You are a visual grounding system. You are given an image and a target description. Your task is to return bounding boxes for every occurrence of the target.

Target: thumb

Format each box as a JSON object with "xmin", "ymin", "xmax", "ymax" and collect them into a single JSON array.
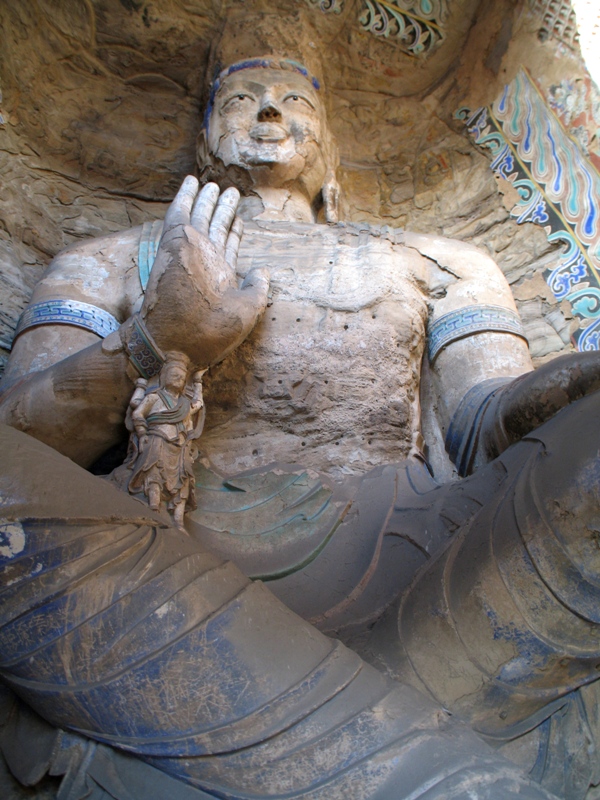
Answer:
[
  {"xmin": 241, "ymin": 266, "xmax": 270, "ymax": 296},
  {"xmin": 234, "ymin": 267, "xmax": 270, "ymax": 332}
]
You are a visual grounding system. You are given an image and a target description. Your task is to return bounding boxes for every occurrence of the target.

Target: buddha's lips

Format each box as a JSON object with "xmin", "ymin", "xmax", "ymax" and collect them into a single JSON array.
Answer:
[{"xmin": 250, "ymin": 123, "xmax": 288, "ymax": 142}]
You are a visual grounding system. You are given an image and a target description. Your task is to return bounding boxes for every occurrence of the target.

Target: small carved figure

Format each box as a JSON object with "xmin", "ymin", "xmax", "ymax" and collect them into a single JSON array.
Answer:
[{"xmin": 122, "ymin": 352, "xmax": 206, "ymax": 528}]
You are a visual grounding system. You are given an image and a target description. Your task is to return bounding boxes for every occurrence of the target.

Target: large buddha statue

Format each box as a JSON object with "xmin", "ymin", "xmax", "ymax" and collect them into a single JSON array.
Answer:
[{"xmin": 1, "ymin": 48, "xmax": 600, "ymax": 800}]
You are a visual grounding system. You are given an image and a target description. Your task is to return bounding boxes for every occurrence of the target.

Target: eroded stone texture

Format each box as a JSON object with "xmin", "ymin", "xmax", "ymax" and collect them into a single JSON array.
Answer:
[{"xmin": 201, "ymin": 221, "xmax": 429, "ymax": 477}]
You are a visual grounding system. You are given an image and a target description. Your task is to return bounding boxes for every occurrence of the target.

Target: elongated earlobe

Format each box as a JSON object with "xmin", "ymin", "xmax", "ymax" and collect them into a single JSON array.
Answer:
[
  {"xmin": 196, "ymin": 128, "xmax": 213, "ymax": 182},
  {"xmin": 322, "ymin": 172, "xmax": 340, "ymax": 223}
]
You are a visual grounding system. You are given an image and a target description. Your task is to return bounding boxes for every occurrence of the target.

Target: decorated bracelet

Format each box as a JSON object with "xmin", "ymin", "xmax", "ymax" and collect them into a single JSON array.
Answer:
[
  {"xmin": 14, "ymin": 299, "xmax": 120, "ymax": 341},
  {"xmin": 428, "ymin": 305, "xmax": 527, "ymax": 363},
  {"xmin": 123, "ymin": 315, "xmax": 165, "ymax": 379}
]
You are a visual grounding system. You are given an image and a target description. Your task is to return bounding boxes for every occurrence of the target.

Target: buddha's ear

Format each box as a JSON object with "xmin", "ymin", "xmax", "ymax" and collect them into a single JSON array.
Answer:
[
  {"xmin": 322, "ymin": 171, "xmax": 341, "ymax": 224},
  {"xmin": 320, "ymin": 125, "xmax": 341, "ymax": 223},
  {"xmin": 195, "ymin": 128, "xmax": 212, "ymax": 181}
]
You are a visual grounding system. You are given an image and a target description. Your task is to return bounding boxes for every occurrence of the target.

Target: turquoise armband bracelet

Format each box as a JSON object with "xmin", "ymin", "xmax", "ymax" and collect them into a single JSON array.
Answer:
[
  {"xmin": 428, "ymin": 305, "xmax": 527, "ymax": 363},
  {"xmin": 15, "ymin": 299, "xmax": 120, "ymax": 341}
]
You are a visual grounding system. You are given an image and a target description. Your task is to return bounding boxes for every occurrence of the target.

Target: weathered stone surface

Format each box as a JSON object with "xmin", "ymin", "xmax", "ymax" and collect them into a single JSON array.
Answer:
[{"xmin": 201, "ymin": 221, "xmax": 429, "ymax": 478}]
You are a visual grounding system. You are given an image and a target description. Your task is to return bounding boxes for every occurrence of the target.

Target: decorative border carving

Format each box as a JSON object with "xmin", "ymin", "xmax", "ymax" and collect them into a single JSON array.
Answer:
[
  {"xmin": 358, "ymin": 0, "xmax": 447, "ymax": 55},
  {"xmin": 303, "ymin": 0, "xmax": 448, "ymax": 56},
  {"xmin": 15, "ymin": 299, "xmax": 119, "ymax": 341},
  {"xmin": 428, "ymin": 305, "xmax": 527, "ymax": 363},
  {"xmin": 457, "ymin": 68, "xmax": 600, "ymax": 351}
]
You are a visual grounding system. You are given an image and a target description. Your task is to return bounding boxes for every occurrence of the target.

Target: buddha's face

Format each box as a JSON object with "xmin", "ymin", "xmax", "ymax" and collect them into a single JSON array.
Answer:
[{"xmin": 207, "ymin": 68, "xmax": 328, "ymax": 195}]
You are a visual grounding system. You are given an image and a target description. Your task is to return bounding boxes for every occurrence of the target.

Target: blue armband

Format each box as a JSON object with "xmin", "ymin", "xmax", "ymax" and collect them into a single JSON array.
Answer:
[
  {"xmin": 14, "ymin": 299, "xmax": 120, "ymax": 341},
  {"xmin": 428, "ymin": 305, "xmax": 527, "ymax": 363}
]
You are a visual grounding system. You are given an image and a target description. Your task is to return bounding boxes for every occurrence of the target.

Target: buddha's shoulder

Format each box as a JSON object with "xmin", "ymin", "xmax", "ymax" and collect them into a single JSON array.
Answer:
[
  {"xmin": 238, "ymin": 219, "xmax": 473, "ymax": 259},
  {"xmin": 45, "ymin": 223, "xmax": 150, "ymax": 276},
  {"xmin": 239, "ymin": 220, "xmax": 435, "ymax": 289}
]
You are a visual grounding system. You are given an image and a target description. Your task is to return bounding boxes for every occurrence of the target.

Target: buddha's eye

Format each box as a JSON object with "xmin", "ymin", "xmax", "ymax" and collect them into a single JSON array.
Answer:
[
  {"xmin": 221, "ymin": 93, "xmax": 254, "ymax": 112},
  {"xmin": 283, "ymin": 93, "xmax": 314, "ymax": 109}
]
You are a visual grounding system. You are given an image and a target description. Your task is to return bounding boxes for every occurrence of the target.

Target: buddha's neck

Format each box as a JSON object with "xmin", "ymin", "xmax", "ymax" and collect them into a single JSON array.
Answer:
[{"xmin": 237, "ymin": 186, "xmax": 315, "ymax": 223}]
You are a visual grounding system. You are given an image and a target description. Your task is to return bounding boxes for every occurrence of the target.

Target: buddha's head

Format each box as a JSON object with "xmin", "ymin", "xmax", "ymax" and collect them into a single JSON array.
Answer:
[{"xmin": 197, "ymin": 58, "xmax": 340, "ymax": 223}]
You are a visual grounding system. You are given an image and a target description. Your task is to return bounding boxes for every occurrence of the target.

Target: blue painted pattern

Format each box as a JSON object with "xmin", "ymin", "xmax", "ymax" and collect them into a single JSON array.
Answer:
[
  {"xmin": 457, "ymin": 68, "xmax": 600, "ymax": 352},
  {"xmin": 15, "ymin": 299, "xmax": 119, "ymax": 340},
  {"xmin": 125, "ymin": 316, "xmax": 165, "ymax": 379},
  {"xmin": 428, "ymin": 305, "xmax": 526, "ymax": 362}
]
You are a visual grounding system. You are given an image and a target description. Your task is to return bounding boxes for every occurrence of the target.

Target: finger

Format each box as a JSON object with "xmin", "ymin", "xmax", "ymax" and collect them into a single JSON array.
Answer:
[
  {"xmin": 225, "ymin": 217, "xmax": 244, "ymax": 268},
  {"xmin": 163, "ymin": 176, "xmax": 199, "ymax": 229},
  {"xmin": 190, "ymin": 182, "xmax": 220, "ymax": 236},
  {"xmin": 209, "ymin": 187, "xmax": 240, "ymax": 251}
]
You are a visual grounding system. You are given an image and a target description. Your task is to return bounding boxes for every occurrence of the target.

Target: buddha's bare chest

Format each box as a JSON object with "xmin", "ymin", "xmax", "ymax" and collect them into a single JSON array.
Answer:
[{"xmin": 201, "ymin": 223, "xmax": 430, "ymax": 477}]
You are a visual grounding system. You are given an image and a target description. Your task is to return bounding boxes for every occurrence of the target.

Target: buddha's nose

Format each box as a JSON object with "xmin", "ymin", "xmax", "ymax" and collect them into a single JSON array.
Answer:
[{"xmin": 258, "ymin": 101, "xmax": 282, "ymax": 122}]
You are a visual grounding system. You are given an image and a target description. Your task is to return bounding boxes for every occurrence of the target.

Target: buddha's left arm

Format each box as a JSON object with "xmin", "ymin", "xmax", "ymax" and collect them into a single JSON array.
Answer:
[
  {"xmin": 408, "ymin": 232, "xmax": 532, "ymax": 428},
  {"xmin": 407, "ymin": 232, "xmax": 600, "ymax": 474}
]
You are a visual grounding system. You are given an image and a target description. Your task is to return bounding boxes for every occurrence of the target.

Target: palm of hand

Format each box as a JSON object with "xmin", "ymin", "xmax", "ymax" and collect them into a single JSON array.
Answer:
[{"xmin": 141, "ymin": 177, "xmax": 269, "ymax": 368}]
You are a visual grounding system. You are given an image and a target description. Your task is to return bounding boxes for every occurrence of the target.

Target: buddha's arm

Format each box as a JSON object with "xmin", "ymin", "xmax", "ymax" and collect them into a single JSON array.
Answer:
[
  {"xmin": 0, "ymin": 334, "xmax": 136, "ymax": 466},
  {"xmin": 409, "ymin": 232, "xmax": 600, "ymax": 474},
  {"xmin": 2, "ymin": 225, "xmax": 144, "ymax": 386},
  {"xmin": 0, "ymin": 179, "xmax": 269, "ymax": 467},
  {"xmin": 409, "ymin": 232, "xmax": 533, "ymax": 427},
  {"xmin": 0, "ymin": 228, "xmax": 142, "ymax": 466}
]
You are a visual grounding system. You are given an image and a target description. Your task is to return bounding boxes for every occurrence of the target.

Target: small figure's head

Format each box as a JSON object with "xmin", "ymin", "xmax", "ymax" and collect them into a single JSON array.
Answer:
[
  {"xmin": 160, "ymin": 352, "xmax": 191, "ymax": 394},
  {"xmin": 198, "ymin": 58, "xmax": 340, "ymax": 222}
]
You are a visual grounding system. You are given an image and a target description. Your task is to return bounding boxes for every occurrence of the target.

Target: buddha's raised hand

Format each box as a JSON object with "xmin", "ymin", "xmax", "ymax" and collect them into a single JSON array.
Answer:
[{"xmin": 141, "ymin": 176, "xmax": 269, "ymax": 367}]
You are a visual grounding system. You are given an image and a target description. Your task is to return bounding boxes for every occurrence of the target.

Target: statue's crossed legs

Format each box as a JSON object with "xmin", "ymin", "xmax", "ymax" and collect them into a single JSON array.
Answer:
[{"xmin": 1, "ymin": 391, "xmax": 599, "ymax": 799}]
